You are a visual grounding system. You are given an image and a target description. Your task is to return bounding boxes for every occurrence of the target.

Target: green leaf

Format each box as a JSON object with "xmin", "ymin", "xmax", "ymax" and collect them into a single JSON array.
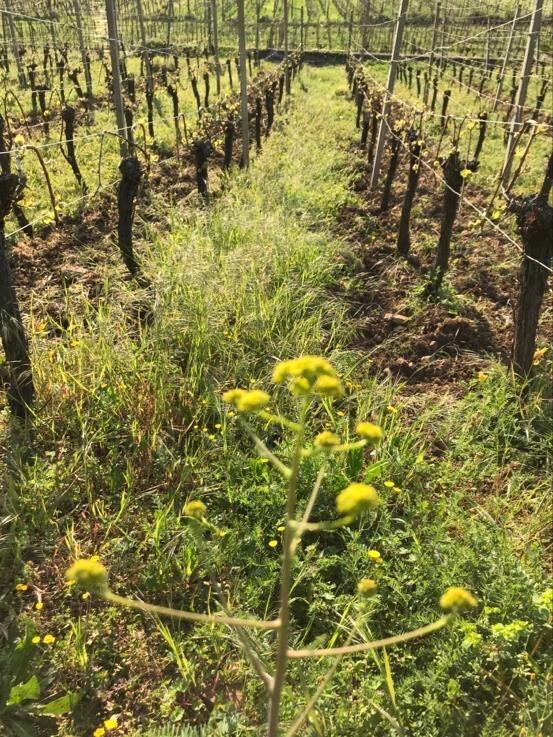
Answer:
[
  {"xmin": 363, "ymin": 460, "xmax": 387, "ymax": 482},
  {"xmin": 7, "ymin": 675, "xmax": 40, "ymax": 706},
  {"xmin": 35, "ymin": 692, "xmax": 80, "ymax": 716}
]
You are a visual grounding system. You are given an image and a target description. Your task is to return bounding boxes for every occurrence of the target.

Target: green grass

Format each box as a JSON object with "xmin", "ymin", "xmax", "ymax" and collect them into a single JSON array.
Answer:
[{"xmin": 0, "ymin": 65, "xmax": 552, "ymax": 736}]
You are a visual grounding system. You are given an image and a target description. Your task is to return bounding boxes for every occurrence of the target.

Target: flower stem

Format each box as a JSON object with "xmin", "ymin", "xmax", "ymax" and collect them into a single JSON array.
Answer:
[{"xmin": 266, "ymin": 397, "xmax": 308, "ymax": 736}]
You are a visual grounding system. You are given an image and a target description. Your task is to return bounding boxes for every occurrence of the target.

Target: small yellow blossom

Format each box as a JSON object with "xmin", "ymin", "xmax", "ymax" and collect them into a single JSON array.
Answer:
[
  {"xmin": 313, "ymin": 375, "xmax": 344, "ymax": 398},
  {"xmin": 478, "ymin": 371, "xmax": 487, "ymax": 382},
  {"xmin": 336, "ymin": 483, "xmax": 380, "ymax": 518},
  {"xmin": 42, "ymin": 634, "xmax": 56, "ymax": 645},
  {"xmin": 314, "ymin": 430, "xmax": 340, "ymax": 448},
  {"xmin": 222, "ymin": 388, "xmax": 270, "ymax": 413},
  {"xmin": 15, "ymin": 583, "xmax": 28, "ymax": 591},
  {"xmin": 439, "ymin": 587, "xmax": 478, "ymax": 612},
  {"xmin": 336, "ymin": 410, "xmax": 345, "ymax": 416},
  {"xmin": 356, "ymin": 421, "xmax": 384, "ymax": 442},
  {"xmin": 32, "ymin": 636, "xmax": 41, "ymax": 644},
  {"xmin": 367, "ymin": 549, "xmax": 382, "ymax": 560},
  {"xmin": 65, "ymin": 558, "xmax": 108, "ymax": 594},
  {"xmin": 214, "ymin": 423, "xmax": 222, "ymax": 429},
  {"xmin": 82, "ymin": 592, "xmax": 91, "ymax": 600},
  {"xmin": 268, "ymin": 539, "xmax": 278, "ymax": 548},
  {"xmin": 383, "ymin": 480, "xmax": 395, "ymax": 488},
  {"xmin": 183, "ymin": 500, "xmax": 207, "ymax": 519},
  {"xmin": 35, "ymin": 602, "xmax": 44, "ymax": 610},
  {"xmin": 272, "ymin": 356, "xmax": 336, "ymax": 391},
  {"xmin": 104, "ymin": 718, "xmax": 118, "ymax": 730},
  {"xmin": 14, "ymin": 134, "xmax": 25, "ymax": 146},
  {"xmin": 277, "ymin": 525, "xmax": 285, "ymax": 532},
  {"xmin": 386, "ymin": 405, "xmax": 398, "ymax": 414},
  {"xmin": 357, "ymin": 578, "xmax": 378, "ymax": 597},
  {"xmin": 533, "ymin": 347, "xmax": 548, "ymax": 365},
  {"xmin": 94, "ymin": 729, "xmax": 106, "ymax": 737},
  {"xmin": 392, "ymin": 486, "xmax": 401, "ymax": 493},
  {"xmin": 460, "ymin": 168, "xmax": 472, "ymax": 179}
]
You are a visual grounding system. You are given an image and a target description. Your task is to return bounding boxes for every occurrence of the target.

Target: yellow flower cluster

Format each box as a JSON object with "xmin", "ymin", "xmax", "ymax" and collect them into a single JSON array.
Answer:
[
  {"xmin": 439, "ymin": 587, "xmax": 478, "ymax": 612},
  {"xmin": 222, "ymin": 388, "xmax": 270, "ymax": 413},
  {"xmin": 272, "ymin": 356, "xmax": 343, "ymax": 397},
  {"xmin": 356, "ymin": 421, "xmax": 384, "ymax": 442},
  {"xmin": 336, "ymin": 483, "xmax": 380, "ymax": 518},
  {"xmin": 183, "ymin": 500, "xmax": 207, "ymax": 519},
  {"xmin": 357, "ymin": 578, "xmax": 378, "ymax": 597},
  {"xmin": 314, "ymin": 430, "xmax": 340, "ymax": 448},
  {"xmin": 65, "ymin": 558, "xmax": 108, "ymax": 594}
]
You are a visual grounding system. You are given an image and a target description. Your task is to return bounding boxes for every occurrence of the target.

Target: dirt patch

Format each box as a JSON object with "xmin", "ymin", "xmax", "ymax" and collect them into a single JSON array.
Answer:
[{"xmin": 336, "ymin": 142, "xmax": 552, "ymax": 391}]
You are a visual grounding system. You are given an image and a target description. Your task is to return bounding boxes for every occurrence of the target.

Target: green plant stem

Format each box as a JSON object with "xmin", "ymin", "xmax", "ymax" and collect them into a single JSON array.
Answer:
[
  {"xmin": 266, "ymin": 397, "xmax": 308, "ymax": 736},
  {"xmin": 287, "ymin": 616, "xmax": 451, "ymax": 658},
  {"xmin": 244, "ymin": 422, "xmax": 291, "ymax": 478},
  {"xmin": 104, "ymin": 591, "xmax": 281, "ymax": 630},
  {"xmin": 258, "ymin": 410, "xmax": 301, "ymax": 432}
]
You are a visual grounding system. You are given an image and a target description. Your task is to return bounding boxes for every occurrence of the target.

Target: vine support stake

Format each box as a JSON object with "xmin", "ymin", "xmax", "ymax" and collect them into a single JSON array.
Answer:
[
  {"xmin": 428, "ymin": 0, "xmax": 440, "ymax": 75},
  {"xmin": 236, "ymin": 0, "xmax": 250, "ymax": 168},
  {"xmin": 493, "ymin": 2, "xmax": 520, "ymax": 112},
  {"xmin": 501, "ymin": 0, "xmax": 543, "ymax": 188},
  {"xmin": 369, "ymin": 0, "xmax": 409, "ymax": 191},
  {"xmin": 105, "ymin": 0, "xmax": 129, "ymax": 157},
  {"xmin": 4, "ymin": 0, "xmax": 25, "ymax": 87},
  {"xmin": 212, "ymin": 0, "xmax": 221, "ymax": 95},
  {"xmin": 73, "ymin": 0, "xmax": 93, "ymax": 98}
]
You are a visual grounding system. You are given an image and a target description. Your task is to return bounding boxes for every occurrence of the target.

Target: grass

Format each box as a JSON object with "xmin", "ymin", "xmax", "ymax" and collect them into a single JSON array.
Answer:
[{"xmin": 1, "ymin": 64, "xmax": 552, "ymax": 736}]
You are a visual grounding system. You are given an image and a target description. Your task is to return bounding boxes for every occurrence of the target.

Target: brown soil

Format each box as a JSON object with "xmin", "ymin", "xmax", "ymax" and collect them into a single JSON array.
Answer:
[{"xmin": 336, "ymin": 142, "xmax": 552, "ymax": 391}]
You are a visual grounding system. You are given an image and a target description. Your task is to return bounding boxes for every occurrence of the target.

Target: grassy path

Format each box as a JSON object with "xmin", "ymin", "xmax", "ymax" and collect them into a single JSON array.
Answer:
[{"xmin": 1, "ymin": 66, "xmax": 551, "ymax": 737}]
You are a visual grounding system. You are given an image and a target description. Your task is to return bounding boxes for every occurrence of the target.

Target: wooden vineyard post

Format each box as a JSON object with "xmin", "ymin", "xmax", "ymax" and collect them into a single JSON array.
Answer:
[
  {"xmin": 493, "ymin": 2, "xmax": 520, "ymax": 112},
  {"xmin": 502, "ymin": 0, "xmax": 543, "ymax": 188},
  {"xmin": 4, "ymin": 0, "xmax": 25, "ymax": 87},
  {"xmin": 369, "ymin": 0, "xmax": 409, "ymax": 190},
  {"xmin": 0, "ymin": 173, "xmax": 34, "ymax": 419},
  {"xmin": 236, "ymin": 0, "xmax": 249, "ymax": 168},
  {"xmin": 284, "ymin": 0, "xmax": 290, "ymax": 93},
  {"xmin": 428, "ymin": 0, "xmax": 440, "ymax": 74},
  {"xmin": 510, "ymin": 153, "xmax": 553, "ymax": 376},
  {"xmin": 105, "ymin": 0, "xmax": 129, "ymax": 156},
  {"xmin": 300, "ymin": 6, "xmax": 304, "ymax": 52},
  {"xmin": 212, "ymin": 0, "xmax": 221, "ymax": 95},
  {"xmin": 73, "ymin": 0, "xmax": 93, "ymax": 98}
]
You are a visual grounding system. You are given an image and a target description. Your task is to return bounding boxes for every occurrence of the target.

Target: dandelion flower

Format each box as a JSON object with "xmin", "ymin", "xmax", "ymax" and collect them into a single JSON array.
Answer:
[
  {"xmin": 15, "ymin": 583, "xmax": 28, "ymax": 591},
  {"xmin": 94, "ymin": 729, "xmax": 106, "ymax": 737},
  {"xmin": 82, "ymin": 592, "xmax": 90, "ymax": 600},
  {"xmin": 357, "ymin": 578, "xmax": 378, "ymax": 597},
  {"xmin": 356, "ymin": 421, "xmax": 384, "ymax": 442},
  {"xmin": 104, "ymin": 718, "xmax": 118, "ymax": 730},
  {"xmin": 65, "ymin": 558, "xmax": 108, "ymax": 594},
  {"xmin": 183, "ymin": 500, "xmax": 207, "ymax": 519},
  {"xmin": 277, "ymin": 525, "xmax": 285, "ymax": 532},
  {"xmin": 35, "ymin": 602, "xmax": 44, "ymax": 611},
  {"xmin": 478, "ymin": 371, "xmax": 487, "ymax": 382},
  {"xmin": 336, "ymin": 483, "xmax": 380, "ymax": 518},
  {"xmin": 314, "ymin": 430, "xmax": 340, "ymax": 448},
  {"xmin": 42, "ymin": 634, "xmax": 56, "ymax": 645},
  {"xmin": 439, "ymin": 587, "xmax": 478, "ymax": 612},
  {"xmin": 32, "ymin": 636, "xmax": 41, "ymax": 644},
  {"xmin": 367, "ymin": 549, "xmax": 382, "ymax": 560},
  {"xmin": 268, "ymin": 540, "xmax": 278, "ymax": 548}
]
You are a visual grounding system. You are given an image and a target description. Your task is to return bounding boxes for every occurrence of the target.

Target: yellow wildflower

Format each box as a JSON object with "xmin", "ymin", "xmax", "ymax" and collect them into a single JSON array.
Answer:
[
  {"xmin": 386, "ymin": 405, "xmax": 398, "ymax": 414},
  {"xmin": 478, "ymin": 371, "xmax": 487, "ymax": 382},
  {"xmin": 35, "ymin": 602, "xmax": 44, "ymax": 611},
  {"xmin": 392, "ymin": 486, "xmax": 402, "ymax": 493},
  {"xmin": 336, "ymin": 483, "xmax": 380, "ymax": 518},
  {"xmin": 183, "ymin": 500, "xmax": 207, "ymax": 519},
  {"xmin": 460, "ymin": 168, "xmax": 472, "ymax": 179},
  {"xmin": 94, "ymin": 729, "xmax": 106, "ymax": 737},
  {"xmin": 15, "ymin": 583, "xmax": 28, "ymax": 591},
  {"xmin": 533, "ymin": 347, "xmax": 548, "ymax": 365},
  {"xmin": 42, "ymin": 634, "xmax": 56, "ymax": 645},
  {"xmin": 272, "ymin": 355, "xmax": 336, "ymax": 388},
  {"xmin": 357, "ymin": 578, "xmax": 378, "ymax": 597},
  {"xmin": 367, "ymin": 549, "xmax": 382, "ymax": 560},
  {"xmin": 268, "ymin": 540, "xmax": 278, "ymax": 548},
  {"xmin": 14, "ymin": 134, "xmax": 25, "ymax": 146},
  {"xmin": 314, "ymin": 430, "xmax": 340, "ymax": 448},
  {"xmin": 383, "ymin": 480, "xmax": 395, "ymax": 488},
  {"xmin": 222, "ymin": 388, "xmax": 270, "ymax": 413},
  {"xmin": 82, "ymin": 592, "xmax": 91, "ymax": 600},
  {"xmin": 104, "ymin": 718, "xmax": 118, "ymax": 730},
  {"xmin": 313, "ymin": 375, "xmax": 344, "ymax": 398},
  {"xmin": 277, "ymin": 525, "xmax": 285, "ymax": 532},
  {"xmin": 356, "ymin": 421, "xmax": 384, "ymax": 442},
  {"xmin": 32, "ymin": 636, "xmax": 41, "ymax": 644},
  {"xmin": 65, "ymin": 558, "xmax": 108, "ymax": 594},
  {"xmin": 439, "ymin": 587, "xmax": 478, "ymax": 612}
]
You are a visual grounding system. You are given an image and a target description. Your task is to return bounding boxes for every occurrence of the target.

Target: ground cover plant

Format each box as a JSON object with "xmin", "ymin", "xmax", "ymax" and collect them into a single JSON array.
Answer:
[{"xmin": 0, "ymin": 0, "xmax": 552, "ymax": 734}]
